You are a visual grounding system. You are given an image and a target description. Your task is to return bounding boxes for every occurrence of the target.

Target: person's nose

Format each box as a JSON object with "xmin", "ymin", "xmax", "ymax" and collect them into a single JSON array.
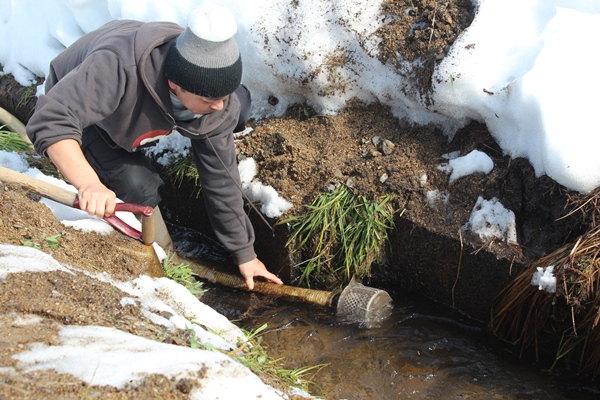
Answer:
[{"xmin": 210, "ymin": 100, "xmax": 224, "ymax": 111}]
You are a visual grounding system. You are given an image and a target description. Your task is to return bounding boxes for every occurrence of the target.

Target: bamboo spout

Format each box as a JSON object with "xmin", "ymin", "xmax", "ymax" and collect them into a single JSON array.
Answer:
[{"xmin": 183, "ymin": 256, "xmax": 338, "ymax": 308}]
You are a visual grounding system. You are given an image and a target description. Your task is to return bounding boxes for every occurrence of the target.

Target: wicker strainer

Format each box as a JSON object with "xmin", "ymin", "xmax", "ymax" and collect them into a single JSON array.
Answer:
[{"xmin": 335, "ymin": 282, "xmax": 393, "ymax": 328}]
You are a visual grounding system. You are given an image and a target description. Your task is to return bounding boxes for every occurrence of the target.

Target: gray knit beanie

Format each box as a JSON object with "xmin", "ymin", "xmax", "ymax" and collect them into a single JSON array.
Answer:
[{"xmin": 165, "ymin": 4, "xmax": 242, "ymax": 98}]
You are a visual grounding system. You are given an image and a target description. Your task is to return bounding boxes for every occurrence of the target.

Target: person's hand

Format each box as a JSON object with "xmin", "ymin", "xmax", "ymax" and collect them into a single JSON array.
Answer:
[
  {"xmin": 238, "ymin": 258, "xmax": 283, "ymax": 290},
  {"xmin": 46, "ymin": 139, "xmax": 117, "ymax": 218},
  {"xmin": 77, "ymin": 181, "xmax": 117, "ymax": 218}
]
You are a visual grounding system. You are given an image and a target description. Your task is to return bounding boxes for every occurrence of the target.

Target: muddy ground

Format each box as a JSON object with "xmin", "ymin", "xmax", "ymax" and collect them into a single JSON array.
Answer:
[{"xmin": 0, "ymin": 0, "xmax": 592, "ymax": 397}]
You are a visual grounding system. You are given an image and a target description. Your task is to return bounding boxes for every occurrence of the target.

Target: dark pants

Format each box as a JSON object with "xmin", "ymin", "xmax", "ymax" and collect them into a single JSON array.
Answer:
[{"xmin": 81, "ymin": 85, "xmax": 251, "ymax": 207}]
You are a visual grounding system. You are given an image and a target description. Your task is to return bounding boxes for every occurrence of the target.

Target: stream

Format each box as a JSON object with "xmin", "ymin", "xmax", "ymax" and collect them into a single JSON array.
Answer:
[{"xmin": 172, "ymin": 228, "xmax": 600, "ymax": 400}]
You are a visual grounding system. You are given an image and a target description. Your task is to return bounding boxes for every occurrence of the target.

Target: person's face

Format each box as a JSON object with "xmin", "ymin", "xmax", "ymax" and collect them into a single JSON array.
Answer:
[{"xmin": 168, "ymin": 81, "xmax": 228, "ymax": 115}]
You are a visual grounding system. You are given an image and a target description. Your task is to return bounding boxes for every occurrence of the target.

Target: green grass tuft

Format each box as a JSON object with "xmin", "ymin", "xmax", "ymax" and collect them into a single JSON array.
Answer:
[
  {"xmin": 17, "ymin": 85, "xmax": 36, "ymax": 109},
  {"xmin": 163, "ymin": 152, "xmax": 202, "ymax": 198},
  {"xmin": 234, "ymin": 324, "xmax": 325, "ymax": 394},
  {"xmin": 281, "ymin": 185, "xmax": 396, "ymax": 288},
  {"xmin": 162, "ymin": 254, "xmax": 205, "ymax": 296},
  {"xmin": 0, "ymin": 126, "xmax": 33, "ymax": 153}
]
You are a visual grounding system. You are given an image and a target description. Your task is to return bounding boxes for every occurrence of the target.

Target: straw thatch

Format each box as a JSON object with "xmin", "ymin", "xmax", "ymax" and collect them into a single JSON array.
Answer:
[{"xmin": 491, "ymin": 189, "xmax": 600, "ymax": 379}]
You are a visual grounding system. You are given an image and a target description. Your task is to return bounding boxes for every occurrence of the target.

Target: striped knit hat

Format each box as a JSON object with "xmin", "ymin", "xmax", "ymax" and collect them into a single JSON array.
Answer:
[{"xmin": 165, "ymin": 4, "xmax": 242, "ymax": 98}]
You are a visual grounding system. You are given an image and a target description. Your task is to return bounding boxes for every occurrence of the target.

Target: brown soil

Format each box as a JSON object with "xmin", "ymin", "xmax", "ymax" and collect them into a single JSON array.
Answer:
[
  {"xmin": 239, "ymin": 103, "xmax": 580, "ymax": 261},
  {"xmin": 0, "ymin": 1, "xmax": 589, "ymax": 398}
]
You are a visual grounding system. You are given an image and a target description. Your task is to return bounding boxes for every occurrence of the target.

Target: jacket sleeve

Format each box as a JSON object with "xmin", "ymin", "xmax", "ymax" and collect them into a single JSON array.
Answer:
[
  {"xmin": 190, "ymin": 125, "xmax": 257, "ymax": 265},
  {"xmin": 26, "ymin": 50, "xmax": 128, "ymax": 155}
]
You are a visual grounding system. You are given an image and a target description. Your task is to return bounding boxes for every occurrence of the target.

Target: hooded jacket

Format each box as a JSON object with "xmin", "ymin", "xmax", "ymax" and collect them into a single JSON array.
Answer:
[{"xmin": 26, "ymin": 19, "xmax": 256, "ymax": 264}]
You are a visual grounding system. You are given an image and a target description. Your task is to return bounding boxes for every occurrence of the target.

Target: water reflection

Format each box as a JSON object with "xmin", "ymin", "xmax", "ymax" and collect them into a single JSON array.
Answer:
[{"xmin": 199, "ymin": 285, "xmax": 599, "ymax": 400}]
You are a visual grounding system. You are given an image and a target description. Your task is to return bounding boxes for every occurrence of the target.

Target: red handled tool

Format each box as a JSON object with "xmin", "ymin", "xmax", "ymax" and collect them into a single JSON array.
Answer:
[{"xmin": 72, "ymin": 197, "xmax": 153, "ymax": 242}]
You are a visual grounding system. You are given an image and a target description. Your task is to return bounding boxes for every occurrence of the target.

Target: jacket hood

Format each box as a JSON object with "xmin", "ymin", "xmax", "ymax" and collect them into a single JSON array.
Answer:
[{"xmin": 134, "ymin": 22, "xmax": 183, "ymax": 110}]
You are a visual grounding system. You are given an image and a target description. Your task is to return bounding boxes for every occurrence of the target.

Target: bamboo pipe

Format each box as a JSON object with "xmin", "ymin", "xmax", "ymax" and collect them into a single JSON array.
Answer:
[
  {"xmin": 172, "ymin": 254, "xmax": 339, "ymax": 308},
  {"xmin": 181, "ymin": 254, "xmax": 393, "ymax": 325}
]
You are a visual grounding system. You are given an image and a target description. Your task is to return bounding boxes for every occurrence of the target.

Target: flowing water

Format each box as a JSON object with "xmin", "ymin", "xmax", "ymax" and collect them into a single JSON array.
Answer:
[{"xmin": 172, "ymin": 228, "xmax": 600, "ymax": 400}]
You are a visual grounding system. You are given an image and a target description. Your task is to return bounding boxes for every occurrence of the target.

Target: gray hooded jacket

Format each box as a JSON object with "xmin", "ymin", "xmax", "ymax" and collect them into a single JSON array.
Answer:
[{"xmin": 26, "ymin": 19, "xmax": 256, "ymax": 264}]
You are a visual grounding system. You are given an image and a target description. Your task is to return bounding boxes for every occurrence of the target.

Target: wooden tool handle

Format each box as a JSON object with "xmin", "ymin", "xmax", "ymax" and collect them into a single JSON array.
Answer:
[{"xmin": 0, "ymin": 165, "xmax": 77, "ymax": 206}]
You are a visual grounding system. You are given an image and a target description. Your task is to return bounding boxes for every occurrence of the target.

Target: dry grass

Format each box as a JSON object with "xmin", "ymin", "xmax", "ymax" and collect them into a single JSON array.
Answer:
[{"xmin": 491, "ymin": 188, "xmax": 600, "ymax": 379}]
